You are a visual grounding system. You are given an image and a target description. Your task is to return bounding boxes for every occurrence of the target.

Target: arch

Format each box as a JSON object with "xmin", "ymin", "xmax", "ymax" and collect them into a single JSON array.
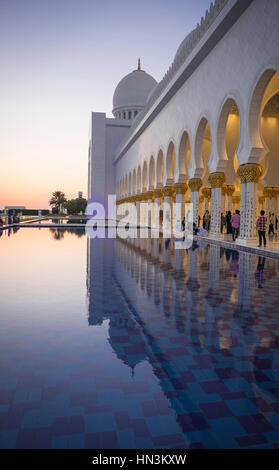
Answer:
[
  {"xmin": 249, "ymin": 68, "xmax": 278, "ymax": 149},
  {"xmin": 137, "ymin": 165, "xmax": 141, "ymax": 193},
  {"xmin": 149, "ymin": 155, "xmax": 155, "ymax": 189},
  {"xmin": 132, "ymin": 169, "xmax": 136, "ymax": 195},
  {"xmin": 166, "ymin": 141, "xmax": 175, "ymax": 183},
  {"xmin": 156, "ymin": 149, "xmax": 164, "ymax": 187},
  {"xmin": 194, "ymin": 117, "xmax": 211, "ymax": 169},
  {"xmin": 178, "ymin": 131, "xmax": 191, "ymax": 180},
  {"xmin": 142, "ymin": 160, "xmax": 148, "ymax": 192},
  {"xmin": 261, "ymin": 91, "xmax": 279, "ymax": 187},
  {"xmin": 217, "ymin": 97, "xmax": 240, "ymax": 160},
  {"xmin": 194, "ymin": 117, "xmax": 211, "ymax": 184}
]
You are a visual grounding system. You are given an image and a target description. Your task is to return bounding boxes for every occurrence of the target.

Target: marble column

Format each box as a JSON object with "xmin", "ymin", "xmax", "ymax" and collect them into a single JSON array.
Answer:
[
  {"xmin": 208, "ymin": 172, "xmax": 226, "ymax": 238},
  {"xmin": 237, "ymin": 164, "xmax": 262, "ymax": 240},
  {"xmin": 162, "ymin": 186, "xmax": 174, "ymax": 233},
  {"xmin": 189, "ymin": 178, "xmax": 202, "ymax": 226},
  {"xmin": 202, "ymin": 188, "xmax": 211, "ymax": 215},
  {"xmin": 225, "ymin": 185, "xmax": 235, "ymax": 213},
  {"xmin": 136, "ymin": 193, "xmax": 142, "ymax": 227},
  {"xmin": 146, "ymin": 190, "xmax": 154, "ymax": 228},
  {"xmin": 263, "ymin": 187, "xmax": 279, "ymax": 217},
  {"xmin": 232, "ymin": 195, "xmax": 240, "ymax": 214},
  {"xmin": 153, "ymin": 188, "xmax": 163, "ymax": 233},
  {"xmin": 173, "ymin": 183, "xmax": 188, "ymax": 230}
]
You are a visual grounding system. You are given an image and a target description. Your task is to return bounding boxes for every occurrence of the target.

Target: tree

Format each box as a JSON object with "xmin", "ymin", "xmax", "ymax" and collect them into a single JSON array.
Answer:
[
  {"xmin": 49, "ymin": 191, "xmax": 67, "ymax": 214},
  {"xmin": 65, "ymin": 198, "xmax": 87, "ymax": 215}
]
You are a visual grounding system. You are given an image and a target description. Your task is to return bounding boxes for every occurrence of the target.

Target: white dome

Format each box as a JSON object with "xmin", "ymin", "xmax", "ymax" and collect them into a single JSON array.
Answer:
[
  {"xmin": 174, "ymin": 30, "xmax": 195, "ymax": 62},
  {"xmin": 113, "ymin": 66, "xmax": 157, "ymax": 116}
]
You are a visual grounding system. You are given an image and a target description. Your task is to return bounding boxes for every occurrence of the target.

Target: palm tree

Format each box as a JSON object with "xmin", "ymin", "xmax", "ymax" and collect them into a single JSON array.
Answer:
[{"xmin": 49, "ymin": 191, "xmax": 67, "ymax": 214}]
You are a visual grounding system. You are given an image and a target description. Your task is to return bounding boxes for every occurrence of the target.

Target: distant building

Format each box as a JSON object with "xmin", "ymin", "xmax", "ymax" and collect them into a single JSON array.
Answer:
[{"xmin": 78, "ymin": 192, "xmax": 83, "ymax": 199}]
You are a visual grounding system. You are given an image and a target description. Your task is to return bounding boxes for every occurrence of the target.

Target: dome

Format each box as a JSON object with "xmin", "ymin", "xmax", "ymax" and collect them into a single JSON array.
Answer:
[
  {"xmin": 112, "ymin": 60, "xmax": 157, "ymax": 119},
  {"xmin": 174, "ymin": 30, "xmax": 195, "ymax": 62}
]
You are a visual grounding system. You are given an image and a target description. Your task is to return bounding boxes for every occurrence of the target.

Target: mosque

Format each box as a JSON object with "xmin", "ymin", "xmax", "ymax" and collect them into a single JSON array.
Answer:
[{"xmin": 88, "ymin": 0, "xmax": 279, "ymax": 242}]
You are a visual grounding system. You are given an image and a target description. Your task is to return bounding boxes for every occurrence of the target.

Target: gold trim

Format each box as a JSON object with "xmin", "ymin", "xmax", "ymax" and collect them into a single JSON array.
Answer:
[
  {"xmin": 154, "ymin": 188, "xmax": 163, "ymax": 198},
  {"xmin": 188, "ymin": 178, "xmax": 202, "ymax": 192},
  {"xmin": 173, "ymin": 183, "xmax": 188, "ymax": 195},
  {"xmin": 237, "ymin": 164, "xmax": 262, "ymax": 183},
  {"xmin": 202, "ymin": 187, "xmax": 211, "ymax": 199},
  {"xmin": 162, "ymin": 186, "xmax": 174, "ymax": 197},
  {"xmin": 208, "ymin": 172, "xmax": 226, "ymax": 189}
]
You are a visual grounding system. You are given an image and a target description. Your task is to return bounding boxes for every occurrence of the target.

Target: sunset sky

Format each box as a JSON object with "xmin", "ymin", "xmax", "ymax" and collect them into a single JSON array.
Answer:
[{"xmin": 0, "ymin": 0, "xmax": 211, "ymax": 209}]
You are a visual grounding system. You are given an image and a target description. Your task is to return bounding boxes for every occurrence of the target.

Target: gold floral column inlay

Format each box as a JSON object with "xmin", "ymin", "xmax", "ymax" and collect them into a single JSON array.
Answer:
[{"xmin": 237, "ymin": 164, "xmax": 262, "ymax": 183}]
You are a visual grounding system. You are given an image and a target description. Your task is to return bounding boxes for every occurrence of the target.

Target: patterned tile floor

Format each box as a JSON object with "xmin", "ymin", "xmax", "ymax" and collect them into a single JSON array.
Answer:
[{"xmin": 0, "ymin": 228, "xmax": 279, "ymax": 449}]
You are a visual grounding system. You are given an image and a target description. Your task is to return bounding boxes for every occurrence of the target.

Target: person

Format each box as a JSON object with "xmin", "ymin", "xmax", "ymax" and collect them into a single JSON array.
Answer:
[
  {"xmin": 197, "ymin": 226, "xmax": 208, "ymax": 237},
  {"xmin": 255, "ymin": 256, "xmax": 265, "ymax": 289},
  {"xmin": 231, "ymin": 210, "xmax": 240, "ymax": 241},
  {"xmin": 181, "ymin": 217, "xmax": 186, "ymax": 231},
  {"xmin": 193, "ymin": 223, "xmax": 199, "ymax": 235},
  {"xmin": 256, "ymin": 210, "xmax": 267, "ymax": 248},
  {"xmin": 226, "ymin": 211, "xmax": 232, "ymax": 234},
  {"xmin": 220, "ymin": 213, "xmax": 226, "ymax": 234},
  {"xmin": 268, "ymin": 212, "xmax": 275, "ymax": 235},
  {"xmin": 204, "ymin": 210, "xmax": 210, "ymax": 231},
  {"xmin": 230, "ymin": 250, "xmax": 239, "ymax": 278}
]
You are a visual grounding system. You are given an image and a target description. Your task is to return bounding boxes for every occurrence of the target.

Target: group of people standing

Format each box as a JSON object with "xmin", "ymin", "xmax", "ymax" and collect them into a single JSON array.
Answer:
[{"xmin": 220, "ymin": 210, "xmax": 241, "ymax": 242}]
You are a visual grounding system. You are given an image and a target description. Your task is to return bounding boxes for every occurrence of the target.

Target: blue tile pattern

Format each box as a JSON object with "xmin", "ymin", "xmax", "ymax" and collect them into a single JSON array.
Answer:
[{"xmin": 0, "ymin": 229, "xmax": 279, "ymax": 448}]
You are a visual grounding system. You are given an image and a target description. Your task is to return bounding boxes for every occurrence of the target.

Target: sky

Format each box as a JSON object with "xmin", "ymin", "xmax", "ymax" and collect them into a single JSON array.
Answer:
[{"xmin": 0, "ymin": 0, "xmax": 212, "ymax": 209}]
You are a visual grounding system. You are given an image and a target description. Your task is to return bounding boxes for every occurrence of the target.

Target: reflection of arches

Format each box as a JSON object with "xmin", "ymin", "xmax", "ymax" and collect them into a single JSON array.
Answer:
[
  {"xmin": 156, "ymin": 149, "xmax": 164, "ymax": 187},
  {"xmin": 132, "ymin": 169, "xmax": 136, "ymax": 195},
  {"xmin": 195, "ymin": 118, "xmax": 211, "ymax": 184},
  {"xmin": 137, "ymin": 165, "xmax": 141, "ymax": 193},
  {"xmin": 142, "ymin": 161, "xmax": 148, "ymax": 191},
  {"xmin": 178, "ymin": 131, "xmax": 191, "ymax": 180},
  {"xmin": 217, "ymin": 98, "xmax": 240, "ymax": 185},
  {"xmin": 166, "ymin": 141, "xmax": 175, "ymax": 183},
  {"xmin": 149, "ymin": 156, "xmax": 155, "ymax": 189}
]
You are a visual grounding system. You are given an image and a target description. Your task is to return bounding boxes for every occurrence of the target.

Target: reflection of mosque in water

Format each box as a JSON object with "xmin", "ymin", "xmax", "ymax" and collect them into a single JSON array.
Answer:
[{"xmin": 87, "ymin": 236, "xmax": 279, "ymax": 421}]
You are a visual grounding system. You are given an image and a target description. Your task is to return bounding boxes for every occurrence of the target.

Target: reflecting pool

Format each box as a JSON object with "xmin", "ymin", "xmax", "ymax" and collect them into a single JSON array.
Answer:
[{"xmin": 0, "ymin": 228, "xmax": 279, "ymax": 449}]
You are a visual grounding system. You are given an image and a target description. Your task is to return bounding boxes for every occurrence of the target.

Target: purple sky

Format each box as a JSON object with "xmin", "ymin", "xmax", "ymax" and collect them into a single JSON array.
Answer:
[{"xmin": 0, "ymin": 0, "xmax": 212, "ymax": 208}]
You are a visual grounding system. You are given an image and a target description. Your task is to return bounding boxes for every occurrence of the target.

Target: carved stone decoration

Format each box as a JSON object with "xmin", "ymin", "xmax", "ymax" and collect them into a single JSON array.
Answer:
[
  {"xmin": 237, "ymin": 164, "xmax": 262, "ymax": 183},
  {"xmin": 173, "ymin": 183, "xmax": 188, "ymax": 194},
  {"xmin": 188, "ymin": 178, "xmax": 202, "ymax": 192},
  {"xmin": 208, "ymin": 172, "xmax": 226, "ymax": 188},
  {"xmin": 225, "ymin": 185, "xmax": 235, "ymax": 196},
  {"xmin": 202, "ymin": 188, "xmax": 212, "ymax": 199},
  {"xmin": 263, "ymin": 187, "xmax": 279, "ymax": 199},
  {"xmin": 153, "ymin": 188, "xmax": 163, "ymax": 198},
  {"xmin": 162, "ymin": 186, "xmax": 174, "ymax": 197}
]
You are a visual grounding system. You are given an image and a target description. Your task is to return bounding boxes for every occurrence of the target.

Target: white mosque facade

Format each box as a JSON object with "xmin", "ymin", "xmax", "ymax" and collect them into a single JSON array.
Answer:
[{"xmin": 88, "ymin": 0, "xmax": 279, "ymax": 240}]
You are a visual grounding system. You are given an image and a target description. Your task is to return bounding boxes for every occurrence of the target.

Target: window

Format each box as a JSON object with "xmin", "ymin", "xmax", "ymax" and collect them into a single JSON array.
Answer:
[{"xmin": 128, "ymin": 111, "xmax": 131, "ymax": 120}]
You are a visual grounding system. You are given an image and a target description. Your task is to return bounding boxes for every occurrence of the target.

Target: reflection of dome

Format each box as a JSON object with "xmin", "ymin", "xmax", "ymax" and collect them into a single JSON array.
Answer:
[
  {"xmin": 108, "ymin": 314, "xmax": 146, "ymax": 372},
  {"xmin": 112, "ymin": 59, "xmax": 157, "ymax": 120}
]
